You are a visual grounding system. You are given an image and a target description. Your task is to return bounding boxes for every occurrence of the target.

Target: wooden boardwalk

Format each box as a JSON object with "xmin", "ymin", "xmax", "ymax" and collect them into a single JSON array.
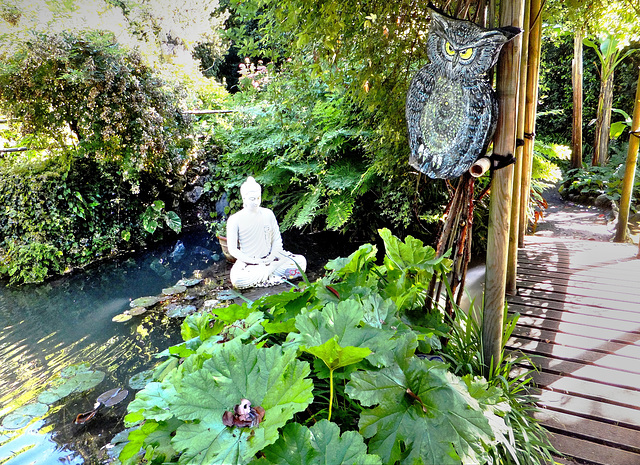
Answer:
[{"xmin": 506, "ymin": 236, "xmax": 640, "ymax": 465}]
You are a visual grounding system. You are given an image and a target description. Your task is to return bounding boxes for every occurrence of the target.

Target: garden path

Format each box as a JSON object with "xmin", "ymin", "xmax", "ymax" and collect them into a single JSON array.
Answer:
[{"xmin": 507, "ymin": 186, "xmax": 640, "ymax": 465}]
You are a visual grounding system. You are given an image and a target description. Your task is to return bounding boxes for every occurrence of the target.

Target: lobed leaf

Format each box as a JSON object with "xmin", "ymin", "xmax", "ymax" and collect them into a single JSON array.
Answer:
[{"xmin": 252, "ymin": 420, "xmax": 381, "ymax": 465}]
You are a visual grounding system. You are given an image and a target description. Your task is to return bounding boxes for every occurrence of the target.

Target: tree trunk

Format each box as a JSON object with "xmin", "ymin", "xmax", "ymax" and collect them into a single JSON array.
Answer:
[
  {"xmin": 483, "ymin": 0, "xmax": 524, "ymax": 376},
  {"xmin": 592, "ymin": 55, "xmax": 616, "ymax": 166},
  {"xmin": 506, "ymin": 0, "xmax": 530, "ymax": 295},
  {"xmin": 614, "ymin": 69, "xmax": 640, "ymax": 243},
  {"xmin": 571, "ymin": 29, "xmax": 584, "ymax": 169},
  {"xmin": 518, "ymin": 0, "xmax": 543, "ymax": 248}
]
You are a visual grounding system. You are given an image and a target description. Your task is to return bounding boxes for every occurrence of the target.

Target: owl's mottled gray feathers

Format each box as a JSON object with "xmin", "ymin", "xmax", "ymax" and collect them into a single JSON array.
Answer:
[{"xmin": 406, "ymin": 8, "xmax": 521, "ymax": 179}]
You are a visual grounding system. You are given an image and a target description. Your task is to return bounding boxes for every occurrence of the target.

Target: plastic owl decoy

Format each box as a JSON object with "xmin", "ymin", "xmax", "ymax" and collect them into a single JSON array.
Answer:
[{"xmin": 406, "ymin": 7, "xmax": 521, "ymax": 179}]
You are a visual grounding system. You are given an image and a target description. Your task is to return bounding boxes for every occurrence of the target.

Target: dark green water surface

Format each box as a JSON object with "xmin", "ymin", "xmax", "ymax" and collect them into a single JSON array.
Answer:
[{"xmin": 0, "ymin": 231, "xmax": 221, "ymax": 464}]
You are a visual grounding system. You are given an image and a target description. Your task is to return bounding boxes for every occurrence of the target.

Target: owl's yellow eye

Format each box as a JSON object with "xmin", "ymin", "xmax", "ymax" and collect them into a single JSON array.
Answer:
[
  {"xmin": 459, "ymin": 48, "xmax": 474, "ymax": 59},
  {"xmin": 445, "ymin": 41, "xmax": 456, "ymax": 56}
]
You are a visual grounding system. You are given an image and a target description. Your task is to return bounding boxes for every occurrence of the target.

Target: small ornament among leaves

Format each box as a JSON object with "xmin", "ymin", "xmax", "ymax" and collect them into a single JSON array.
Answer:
[{"xmin": 222, "ymin": 398, "xmax": 265, "ymax": 428}]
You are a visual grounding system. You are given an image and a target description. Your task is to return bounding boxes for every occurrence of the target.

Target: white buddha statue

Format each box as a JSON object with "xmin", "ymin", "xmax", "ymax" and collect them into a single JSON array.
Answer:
[{"xmin": 226, "ymin": 176, "xmax": 307, "ymax": 289}]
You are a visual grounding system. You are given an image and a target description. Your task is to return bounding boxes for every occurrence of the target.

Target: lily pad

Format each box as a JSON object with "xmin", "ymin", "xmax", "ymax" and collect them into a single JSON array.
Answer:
[
  {"xmin": 130, "ymin": 296, "xmax": 160, "ymax": 308},
  {"xmin": 37, "ymin": 365, "xmax": 105, "ymax": 405},
  {"xmin": 97, "ymin": 388, "xmax": 129, "ymax": 407},
  {"xmin": 129, "ymin": 307, "xmax": 147, "ymax": 316},
  {"xmin": 217, "ymin": 289, "xmax": 239, "ymax": 301},
  {"xmin": 112, "ymin": 313, "xmax": 132, "ymax": 323},
  {"xmin": 1, "ymin": 403, "xmax": 49, "ymax": 430},
  {"xmin": 129, "ymin": 369, "xmax": 154, "ymax": 390},
  {"xmin": 166, "ymin": 304, "xmax": 197, "ymax": 318},
  {"xmin": 176, "ymin": 278, "xmax": 203, "ymax": 287},
  {"xmin": 162, "ymin": 285, "xmax": 187, "ymax": 296}
]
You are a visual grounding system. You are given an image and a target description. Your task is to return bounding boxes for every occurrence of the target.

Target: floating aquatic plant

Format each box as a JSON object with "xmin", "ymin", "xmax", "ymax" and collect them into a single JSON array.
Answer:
[
  {"xmin": 37, "ymin": 363, "xmax": 105, "ymax": 405},
  {"xmin": 128, "ymin": 370, "xmax": 154, "ymax": 390},
  {"xmin": 130, "ymin": 296, "xmax": 160, "ymax": 308},
  {"xmin": 166, "ymin": 304, "xmax": 197, "ymax": 318},
  {"xmin": 176, "ymin": 278, "xmax": 203, "ymax": 287},
  {"xmin": 1, "ymin": 402, "xmax": 49, "ymax": 430},
  {"xmin": 162, "ymin": 285, "xmax": 187, "ymax": 296},
  {"xmin": 112, "ymin": 313, "xmax": 133, "ymax": 323}
]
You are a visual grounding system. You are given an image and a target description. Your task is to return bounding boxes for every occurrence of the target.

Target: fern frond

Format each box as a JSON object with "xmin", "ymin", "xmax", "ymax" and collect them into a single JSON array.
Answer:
[
  {"xmin": 293, "ymin": 189, "xmax": 322, "ymax": 228},
  {"xmin": 325, "ymin": 161, "xmax": 365, "ymax": 191},
  {"xmin": 325, "ymin": 195, "xmax": 354, "ymax": 230}
]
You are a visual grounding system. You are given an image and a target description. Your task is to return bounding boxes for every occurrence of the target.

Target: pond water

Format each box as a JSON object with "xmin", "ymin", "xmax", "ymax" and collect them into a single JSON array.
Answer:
[{"xmin": 0, "ymin": 230, "xmax": 222, "ymax": 464}]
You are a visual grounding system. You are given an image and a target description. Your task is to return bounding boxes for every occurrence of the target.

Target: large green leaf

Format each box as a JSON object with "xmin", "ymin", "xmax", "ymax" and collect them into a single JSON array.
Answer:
[
  {"xmin": 164, "ymin": 211, "xmax": 182, "ymax": 233},
  {"xmin": 291, "ymin": 298, "xmax": 398, "ymax": 368},
  {"xmin": 165, "ymin": 340, "xmax": 313, "ymax": 464},
  {"xmin": 303, "ymin": 336, "xmax": 371, "ymax": 371},
  {"xmin": 251, "ymin": 420, "xmax": 381, "ymax": 465},
  {"xmin": 346, "ymin": 343, "xmax": 500, "ymax": 465},
  {"xmin": 379, "ymin": 227, "xmax": 447, "ymax": 272}
]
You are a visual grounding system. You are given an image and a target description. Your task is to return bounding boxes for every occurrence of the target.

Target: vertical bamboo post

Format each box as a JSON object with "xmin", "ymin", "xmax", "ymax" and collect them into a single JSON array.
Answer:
[
  {"xmin": 614, "ymin": 69, "xmax": 640, "ymax": 243},
  {"xmin": 571, "ymin": 28, "xmax": 584, "ymax": 169},
  {"xmin": 506, "ymin": 0, "xmax": 530, "ymax": 295},
  {"xmin": 483, "ymin": 0, "xmax": 525, "ymax": 374},
  {"xmin": 518, "ymin": 0, "xmax": 543, "ymax": 248}
]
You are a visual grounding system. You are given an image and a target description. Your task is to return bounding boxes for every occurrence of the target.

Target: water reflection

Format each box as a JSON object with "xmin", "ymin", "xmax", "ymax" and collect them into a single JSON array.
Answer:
[{"xmin": 0, "ymin": 231, "xmax": 220, "ymax": 464}]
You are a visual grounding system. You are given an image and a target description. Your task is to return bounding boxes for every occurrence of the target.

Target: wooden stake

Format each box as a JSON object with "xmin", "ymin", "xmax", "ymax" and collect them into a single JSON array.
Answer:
[
  {"xmin": 518, "ymin": 0, "xmax": 543, "ymax": 248},
  {"xmin": 506, "ymin": 0, "xmax": 530, "ymax": 295},
  {"xmin": 483, "ymin": 0, "xmax": 525, "ymax": 374},
  {"xmin": 614, "ymin": 69, "xmax": 640, "ymax": 243},
  {"xmin": 571, "ymin": 28, "xmax": 584, "ymax": 169}
]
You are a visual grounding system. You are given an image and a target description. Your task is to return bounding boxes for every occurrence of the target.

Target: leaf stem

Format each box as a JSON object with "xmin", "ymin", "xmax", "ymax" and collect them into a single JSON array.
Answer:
[{"xmin": 328, "ymin": 368, "xmax": 334, "ymax": 421}]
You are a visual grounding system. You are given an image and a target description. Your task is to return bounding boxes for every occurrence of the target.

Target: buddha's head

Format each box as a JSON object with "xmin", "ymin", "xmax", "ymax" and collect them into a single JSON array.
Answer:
[{"xmin": 241, "ymin": 176, "xmax": 262, "ymax": 212}]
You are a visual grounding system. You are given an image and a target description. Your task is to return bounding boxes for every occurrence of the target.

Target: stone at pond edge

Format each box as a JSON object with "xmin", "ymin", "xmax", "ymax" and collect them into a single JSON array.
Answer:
[
  {"xmin": 130, "ymin": 296, "xmax": 160, "ymax": 308},
  {"xmin": 162, "ymin": 285, "xmax": 187, "ymax": 296},
  {"xmin": 1, "ymin": 402, "xmax": 49, "ymax": 430}
]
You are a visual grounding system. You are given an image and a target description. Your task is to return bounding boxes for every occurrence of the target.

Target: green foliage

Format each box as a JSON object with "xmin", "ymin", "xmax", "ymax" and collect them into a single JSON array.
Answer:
[
  {"xmin": 252, "ymin": 420, "xmax": 381, "ymax": 465},
  {"xmin": 0, "ymin": 29, "xmax": 192, "ymax": 177},
  {"xmin": 559, "ymin": 141, "xmax": 640, "ymax": 208},
  {"xmin": 141, "ymin": 201, "xmax": 182, "ymax": 235},
  {"xmin": 211, "ymin": 0, "xmax": 456, "ymax": 236},
  {"xmin": 210, "ymin": 76, "xmax": 373, "ymax": 233},
  {"xmin": 442, "ymin": 306, "xmax": 556, "ymax": 465},
  {"xmin": 118, "ymin": 229, "xmax": 551, "ymax": 465}
]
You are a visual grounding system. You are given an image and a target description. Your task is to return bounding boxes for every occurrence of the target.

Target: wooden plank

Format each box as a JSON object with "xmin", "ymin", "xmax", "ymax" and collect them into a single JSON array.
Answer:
[
  {"xmin": 535, "ymin": 388, "xmax": 640, "ymax": 429},
  {"xmin": 509, "ymin": 306, "xmax": 640, "ymax": 335},
  {"xmin": 516, "ymin": 263, "xmax": 640, "ymax": 287},
  {"xmin": 544, "ymin": 431, "xmax": 640, "ymax": 465},
  {"xmin": 516, "ymin": 276, "xmax": 640, "ymax": 300},
  {"xmin": 510, "ymin": 301, "xmax": 640, "ymax": 326},
  {"xmin": 509, "ymin": 295, "xmax": 640, "ymax": 321},
  {"xmin": 514, "ymin": 287, "xmax": 640, "ymax": 313},
  {"xmin": 508, "ymin": 333, "xmax": 640, "ymax": 361},
  {"xmin": 511, "ymin": 313, "xmax": 640, "ymax": 345},
  {"xmin": 535, "ymin": 408, "xmax": 640, "ymax": 453},
  {"xmin": 512, "ymin": 320, "xmax": 640, "ymax": 346},
  {"xmin": 506, "ymin": 341, "xmax": 640, "ymax": 376},
  {"xmin": 527, "ymin": 368, "xmax": 640, "ymax": 408}
]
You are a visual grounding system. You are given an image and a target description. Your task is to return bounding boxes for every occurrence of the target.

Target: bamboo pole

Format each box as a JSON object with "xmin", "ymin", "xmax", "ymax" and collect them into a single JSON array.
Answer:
[
  {"xmin": 506, "ymin": 0, "xmax": 530, "ymax": 295},
  {"xmin": 571, "ymin": 28, "xmax": 584, "ymax": 169},
  {"xmin": 482, "ymin": 0, "xmax": 525, "ymax": 374},
  {"xmin": 614, "ymin": 69, "xmax": 640, "ymax": 243},
  {"xmin": 518, "ymin": 0, "xmax": 543, "ymax": 248}
]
